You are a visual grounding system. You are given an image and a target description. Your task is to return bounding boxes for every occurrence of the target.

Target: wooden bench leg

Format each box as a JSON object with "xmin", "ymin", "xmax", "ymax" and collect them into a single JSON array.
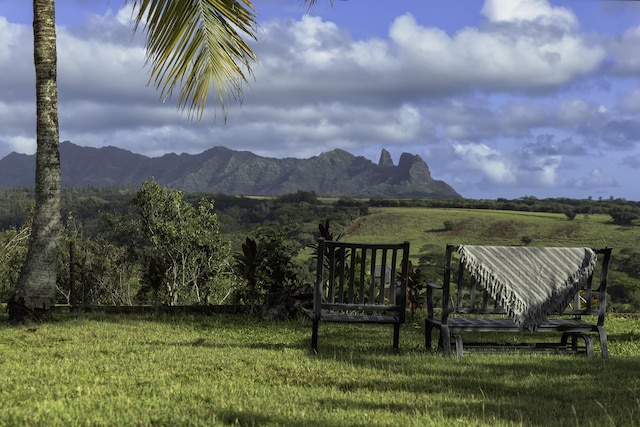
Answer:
[
  {"xmin": 560, "ymin": 332, "xmax": 570, "ymax": 348},
  {"xmin": 561, "ymin": 332, "xmax": 595, "ymax": 357},
  {"xmin": 597, "ymin": 326, "xmax": 609, "ymax": 359},
  {"xmin": 561, "ymin": 333, "xmax": 580, "ymax": 352},
  {"xmin": 393, "ymin": 323, "xmax": 400, "ymax": 351},
  {"xmin": 440, "ymin": 325, "xmax": 452, "ymax": 357},
  {"xmin": 425, "ymin": 321, "xmax": 434, "ymax": 351},
  {"xmin": 453, "ymin": 334, "xmax": 463, "ymax": 358},
  {"xmin": 583, "ymin": 335, "xmax": 595, "ymax": 358},
  {"xmin": 311, "ymin": 318, "xmax": 319, "ymax": 354}
]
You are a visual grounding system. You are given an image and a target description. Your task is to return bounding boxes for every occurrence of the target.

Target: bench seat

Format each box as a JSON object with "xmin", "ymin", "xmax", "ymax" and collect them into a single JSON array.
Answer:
[{"xmin": 429, "ymin": 317, "xmax": 601, "ymax": 332}]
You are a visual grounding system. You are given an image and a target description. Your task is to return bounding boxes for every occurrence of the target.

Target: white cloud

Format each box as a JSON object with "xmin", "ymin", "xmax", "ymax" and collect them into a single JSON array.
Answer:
[
  {"xmin": 250, "ymin": 9, "xmax": 604, "ymax": 108},
  {"xmin": 573, "ymin": 168, "xmax": 618, "ymax": 190},
  {"xmin": 0, "ymin": 17, "xmax": 25, "ymax": 61},
  {"xmin": 453, "ymin": 142, "xmax": 517, "ymax": 185},
  {"xmin": 5, "ymin": 135, "xmax": 36, "ymax": 156},
  {"xmin": 481, "ymin": 0, "xmax": 577, "ymax": 29},
  {"xmin": 609, "ymin": 25, "xmax": 640, "ymax": 75},
  {"xmin": 0, "ymin": 1, "xmax": 637, "ymax": 200},
  {"xmin": 385, "ymin": 12, "xmax": 602, "ymax": 92},
  {"xmin": 555, "ymin": 99, "xmax": 602, "ymax": 125}
]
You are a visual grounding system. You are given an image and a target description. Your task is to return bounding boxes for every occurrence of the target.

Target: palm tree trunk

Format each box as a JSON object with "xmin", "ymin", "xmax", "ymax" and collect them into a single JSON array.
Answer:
[{"xmin": 8, "ymin": 0, "xmax": 61, "ymax": 322}]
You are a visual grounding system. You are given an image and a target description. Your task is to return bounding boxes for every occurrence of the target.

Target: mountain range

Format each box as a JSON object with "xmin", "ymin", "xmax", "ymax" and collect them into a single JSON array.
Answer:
[{"xmin": 0, "ymin": 141, "xmax": 461, "ymax": 199}]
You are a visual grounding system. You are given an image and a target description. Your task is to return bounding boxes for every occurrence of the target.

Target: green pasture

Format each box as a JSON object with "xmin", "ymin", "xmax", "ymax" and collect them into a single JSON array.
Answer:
[
  {"xmin": 342, "ymin": 207, "xmax": 637, "ymax": 261},
  {"xmin": 2, "ymin": 207, "xmax": 640, "ymax": 426},
  {"xmin": 1, "ymin": 312, "xmax": 639, "ymax": 426}
]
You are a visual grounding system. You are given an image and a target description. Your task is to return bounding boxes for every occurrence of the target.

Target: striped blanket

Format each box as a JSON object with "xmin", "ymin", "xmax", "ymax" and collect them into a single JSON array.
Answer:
[{"xmin": 458, "ymin": 245, "xmax": 597, "ymax": 330}]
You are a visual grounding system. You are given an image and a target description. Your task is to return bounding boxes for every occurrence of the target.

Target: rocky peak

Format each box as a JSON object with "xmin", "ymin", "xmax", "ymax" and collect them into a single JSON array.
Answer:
[
  {"xmin": 378, "ymin": 149, "xmax": 394, "ymax": 167},
  {"xmin": 396, "ymin": 153, "xmax": 434, "ymax": 184}
]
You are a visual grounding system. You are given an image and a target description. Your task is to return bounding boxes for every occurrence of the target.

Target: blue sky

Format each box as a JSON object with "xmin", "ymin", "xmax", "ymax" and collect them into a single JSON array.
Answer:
[{"xmin": 1, "ymin": 0, "xmax": 640, "ymax": 200}]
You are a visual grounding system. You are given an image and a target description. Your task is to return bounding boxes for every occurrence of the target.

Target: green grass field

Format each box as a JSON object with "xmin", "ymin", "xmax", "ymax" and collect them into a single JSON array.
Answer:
[
  {"xmin": 337, "ymin": 207, "xmax": 639, "ymax": 272},
  {"xmin": 2, "ymin": 207, "xmax": 640, "ymax": 426},
  {"xmin": 1, "ymin": 312, "xmax": 639, "ymax": 426},
  {"xmin": 350, "ymin": 207, "xmax": 632, "ymax": 249}
]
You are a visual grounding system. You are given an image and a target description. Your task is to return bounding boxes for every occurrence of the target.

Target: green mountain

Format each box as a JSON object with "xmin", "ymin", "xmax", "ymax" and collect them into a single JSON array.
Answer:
[{"xmin": 0, "ymin": 142, "xmax": 461, "ymax": 198}]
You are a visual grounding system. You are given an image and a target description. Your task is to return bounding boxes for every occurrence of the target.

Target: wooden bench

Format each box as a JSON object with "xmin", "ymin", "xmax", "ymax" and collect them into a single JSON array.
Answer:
[
  {"xmin": 311, "ymin": 239, "xmax": 410, "ymax": 353},
  {"xmin": 425, "ymin": 244, "xmax": 612, "ymax": 358}
]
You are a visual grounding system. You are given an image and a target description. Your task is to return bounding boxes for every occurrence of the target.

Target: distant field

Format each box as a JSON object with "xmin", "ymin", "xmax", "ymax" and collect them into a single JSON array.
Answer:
[{"xmin": 341, "ymin": 207, "xmax": 636, "ymax": 259}]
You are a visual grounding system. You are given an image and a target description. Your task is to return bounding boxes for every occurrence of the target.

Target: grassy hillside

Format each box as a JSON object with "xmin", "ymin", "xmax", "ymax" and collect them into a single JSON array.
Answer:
[
  {"xmin": 346, "ymin": 207, "xmax": 631, "ymax": 249},
  {"xmin": 330, "ymin": 207, "xmax": 639, "ymax": 308}
]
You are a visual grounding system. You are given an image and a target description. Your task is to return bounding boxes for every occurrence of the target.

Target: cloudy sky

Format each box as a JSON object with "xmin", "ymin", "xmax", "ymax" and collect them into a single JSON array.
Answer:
[{"xmin": 1, "ymin": 0, "xmax": 640, "ymax": 200}]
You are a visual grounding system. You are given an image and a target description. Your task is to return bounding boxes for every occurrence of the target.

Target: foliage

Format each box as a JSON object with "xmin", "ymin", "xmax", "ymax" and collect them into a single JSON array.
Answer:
[
  {"xmin": 609, "ymin": 206, "xmax": 640, "ymax": 225},
  {"xmin": 316, "ymin": 218, "xmax": 344, "ymax": 242},
  {"xmin": 234, "ymin": 225, "xmax": 310, "ymax": 308},
  {"xmin": 2, "ymin": 187, "xmax": 640, "ymax": 311},
  {"xmin": 56, "ymin": 214, "xmax": 143, "ymax": 306},
  {"xmin": 443, "ymin": 220, "xmax": 455, "ymax": 231},
  {"xmin": 132, "ymin": 180, "xmax": 231, "ymax": 305},
  {"xmin": 308, "ymin": 219, "xmax": 350, "ymax": 282},
  {"xmin": 0, "ymin": 226, "xmax": 29, "ymax": 302},
  {"xmin": 128, "ymin": 0, "xmax": 258, "ymax": 119},
  {"xmin": 521, "ymin": 235, "xmax": 532, "ymax": 246},
  {"xmin": 233, "ymin": 236, "xmax": 262, "ymax": 304},
  {"xmin": 406, "ymin": 262, "xmax": 428, "ymax": 321},
  {"xmin": 274, "ymin": 190, "xmax": 319, "ymax": 204}
]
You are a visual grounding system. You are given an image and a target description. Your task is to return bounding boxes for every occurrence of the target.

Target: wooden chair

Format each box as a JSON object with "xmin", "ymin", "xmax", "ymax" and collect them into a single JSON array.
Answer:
[{"xmin": 311, "ymin": 238, "xmax": 410, "ymax": 353}]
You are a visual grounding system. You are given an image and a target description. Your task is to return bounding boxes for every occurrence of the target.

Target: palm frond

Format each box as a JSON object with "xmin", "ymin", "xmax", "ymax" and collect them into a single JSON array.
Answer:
[
  {"xmin": 305, "ymin": 0, "xmax": 334, "ymax": 11},
  {"xmin": 129, "ymin": 0, "xmax": 258, "ymax": 120}
]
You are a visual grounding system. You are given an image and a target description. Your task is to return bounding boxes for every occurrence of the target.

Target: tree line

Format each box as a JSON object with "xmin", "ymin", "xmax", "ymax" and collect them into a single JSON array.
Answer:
[
  {"xmin": 2, "ymin": 185, "xmax": 640, "ymax": 313},
  {"xmin": 0, "ymin": 185, "xmax": 361, "ymax": 313}
]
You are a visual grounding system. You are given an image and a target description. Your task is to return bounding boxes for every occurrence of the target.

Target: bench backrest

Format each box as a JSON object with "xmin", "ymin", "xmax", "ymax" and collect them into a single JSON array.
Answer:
[
  {"xmin": 314, "ymin": 239, "xmax": 410, "ymax": 319},
  {"xmin": 442, "ymin": 244, "xmax": 612, "ymax": 323}
]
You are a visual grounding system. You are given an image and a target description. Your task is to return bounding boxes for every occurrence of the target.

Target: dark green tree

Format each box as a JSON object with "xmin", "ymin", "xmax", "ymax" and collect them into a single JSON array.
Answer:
[{"xmin": 132, "ymin": 180, "xmax": 231, "ymax": 305}]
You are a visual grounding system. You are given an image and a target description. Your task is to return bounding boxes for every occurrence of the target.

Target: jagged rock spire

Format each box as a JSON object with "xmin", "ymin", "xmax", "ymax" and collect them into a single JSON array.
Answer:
[{"xmin": 378, "ymin": 149, "xmax": 394, "ymax": 167}]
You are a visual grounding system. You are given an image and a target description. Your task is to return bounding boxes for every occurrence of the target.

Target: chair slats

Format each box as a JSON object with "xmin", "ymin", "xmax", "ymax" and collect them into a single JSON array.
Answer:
[{"xmin": 311, "ymin": 239, "xmax": 410, "ymax": 353}]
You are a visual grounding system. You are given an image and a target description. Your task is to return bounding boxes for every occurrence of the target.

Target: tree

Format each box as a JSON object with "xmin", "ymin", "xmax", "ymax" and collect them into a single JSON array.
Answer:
[
  {"xmin": 8, "ymin": 0, "xmax": 265, "ymax": 321},
  {"xmin": 132, "ymin": 181, "xmax": 231, "ymax": 305},
  {"xmin": 8, "ymin": 0, "xmax": 61, "ymax": 321},
  {"xmin": 609, "ymin": 207, "xmax": 640, "ymax": 226}
]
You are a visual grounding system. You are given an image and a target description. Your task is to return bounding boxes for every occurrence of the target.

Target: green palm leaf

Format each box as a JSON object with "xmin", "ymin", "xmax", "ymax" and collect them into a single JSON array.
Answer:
[{"xmin": 129, "ymin": 0, "xmax": 258, "ymax": 119}]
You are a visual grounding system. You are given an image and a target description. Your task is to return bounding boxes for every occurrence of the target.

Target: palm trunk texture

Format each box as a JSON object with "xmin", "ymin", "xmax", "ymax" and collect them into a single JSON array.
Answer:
[{"xmin": 8, "ymin": 0, "xmax": 61, "ymax": 322}]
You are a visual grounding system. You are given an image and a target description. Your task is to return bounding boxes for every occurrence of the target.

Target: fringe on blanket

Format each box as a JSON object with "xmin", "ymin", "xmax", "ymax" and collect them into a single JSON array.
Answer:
[{"xmin": 457, "ymin": 245, "xmax": 597, "ymax": 331}]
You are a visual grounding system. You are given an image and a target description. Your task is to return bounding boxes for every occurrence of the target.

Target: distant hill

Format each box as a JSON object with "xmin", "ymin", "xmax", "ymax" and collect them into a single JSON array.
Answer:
[{"xmin": 0, "ymin": 141, "xmax": 462, "ymax": 199}]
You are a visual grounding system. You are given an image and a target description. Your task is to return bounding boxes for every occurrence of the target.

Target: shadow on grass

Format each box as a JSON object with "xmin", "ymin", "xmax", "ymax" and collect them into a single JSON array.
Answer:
[
  {"xmin": 3, "ymin": 310, "xmax": 639, "ymax": 425},
  {"xmin": 307, "ymin": 321, "xmax": 640, "ymax": 425},
  {"xmin": 608, "ymin": 331, "xmax": 640, "ymax": 342},
  {"xmin": 310, "ymin": 351, "xmax": 640, "ymax": 425}
]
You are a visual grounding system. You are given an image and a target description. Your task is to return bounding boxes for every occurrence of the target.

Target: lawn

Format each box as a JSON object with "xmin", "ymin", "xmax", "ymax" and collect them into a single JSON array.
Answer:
[{"xmin": 1, "ymin": 312, "xmax": 639, "ymax": 426}]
